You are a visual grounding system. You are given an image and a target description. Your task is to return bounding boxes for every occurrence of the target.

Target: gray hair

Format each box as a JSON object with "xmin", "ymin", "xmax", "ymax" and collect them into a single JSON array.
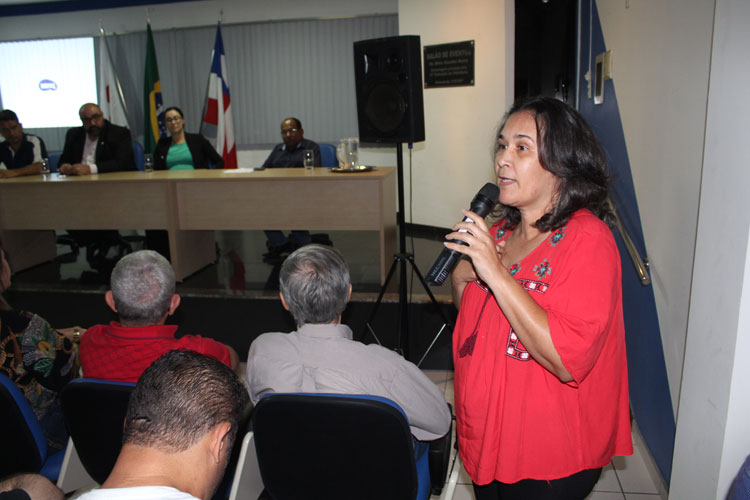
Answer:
[
  {"xmin": 110, "ymin": 250, "xmax": 175, "ymax": 326},
  {"xmin": 279, "ymin": 245, "xmax": 350, "ymax": 326}
]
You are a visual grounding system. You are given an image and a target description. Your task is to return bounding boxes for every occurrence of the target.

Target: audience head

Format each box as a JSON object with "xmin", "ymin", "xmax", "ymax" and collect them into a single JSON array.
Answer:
[
  {"xmin": 108, "ymin": 250, "xmax": 176, "ymax": 327},
  {"xmin": 79, "ymin": 103, "xmax": 105, "ymax": 138},
  {"xmin": 164, "ymin": 106, "xmax": 185, "ymax": 136},
  {"xmin": 494, "ymin": 96, "xmax": 613, "ymax": 231},
  {"xmin": 279, "ymin": 244, "xmax": 351, "ymax": 326},
  {"xmin": 280, "ymin": 117, "xmax": 303, "ymax": 149},
  {"xmin": 0, "ymin": 473, "xmax": 65, "ymax": 500},
  {"xmin": 0, "ymin": 109, "xmax": 24, "ymax": 149},
  {"xmin": 123, "ymin": 350, "xmax": 249, "ymax": 454}
]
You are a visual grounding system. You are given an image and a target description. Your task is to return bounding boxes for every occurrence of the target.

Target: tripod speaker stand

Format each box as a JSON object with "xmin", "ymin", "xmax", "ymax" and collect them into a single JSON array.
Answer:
[{"xmin": 361, "ymin": 143, "xmax": 453, "ymax": 365}]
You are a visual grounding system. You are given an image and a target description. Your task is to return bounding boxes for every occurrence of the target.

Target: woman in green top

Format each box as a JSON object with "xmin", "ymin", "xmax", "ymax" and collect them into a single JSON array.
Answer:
[{"xmin": 154, "ymin": 106, "xmax": 224, "ymax": 170}]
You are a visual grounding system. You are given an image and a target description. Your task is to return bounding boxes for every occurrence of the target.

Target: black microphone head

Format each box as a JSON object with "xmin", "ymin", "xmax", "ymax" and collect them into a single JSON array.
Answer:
[{"xmin": 470, "ymin": 183, "xmax": 500, "ymax": 217}]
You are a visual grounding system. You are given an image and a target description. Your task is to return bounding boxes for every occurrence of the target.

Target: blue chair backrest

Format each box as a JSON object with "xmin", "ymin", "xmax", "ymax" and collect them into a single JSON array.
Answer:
[
  {"xmin": 0, "ymin": 373, "xmax": 48, "ymax": 474},
  {"xmin": 61, "ymin": 378, "xmax": 136, "ymax": 484},
  {"xmin": 132, "ymin": 141, "xmax": 145, "ymax": 171},
  {"xmin": 319, "ymin": 143, "xmax": 338, "ymax": 167},
  {"xmin": 47, "ymin": 151, "xmax": 62, "ymax": 173},
  {"xmin": 252, "ymin": 392, "xmax": 428, "ymax": 500}
]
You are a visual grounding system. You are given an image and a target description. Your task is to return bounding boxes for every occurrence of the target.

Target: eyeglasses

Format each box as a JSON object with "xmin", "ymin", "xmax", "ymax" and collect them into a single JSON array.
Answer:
[
  {"xmin": 165, "ymin": 116, "xmax": 183, "ymax": 123},
  {"xmin": 0, "ymin": 123, "xmax": 20, "ymax": 134},
  {"xmin": 281, "ymin": 128, "xmax": 299, "ymax": 135},
  {"xmin": 81, "ymin": 113, "xmax": 102, "ymax": 123}
]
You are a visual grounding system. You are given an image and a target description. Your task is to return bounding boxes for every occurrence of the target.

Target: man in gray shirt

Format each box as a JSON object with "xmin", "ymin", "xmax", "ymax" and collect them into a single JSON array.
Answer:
[{"xmin": 246, "ymin": 244, "xmax": 451, "ymax": 442}]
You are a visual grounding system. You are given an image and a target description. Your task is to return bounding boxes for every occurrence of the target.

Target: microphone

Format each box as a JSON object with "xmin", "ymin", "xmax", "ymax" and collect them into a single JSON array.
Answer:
[{"xmin": 424, "ymin": 183, "xmax": 500, "ymax": 286}]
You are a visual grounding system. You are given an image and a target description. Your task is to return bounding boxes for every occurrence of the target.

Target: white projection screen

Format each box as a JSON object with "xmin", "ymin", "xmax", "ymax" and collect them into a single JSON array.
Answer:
[{"xmin": 0, "ymin": 37, "xmax": 97, "ymax": 128}]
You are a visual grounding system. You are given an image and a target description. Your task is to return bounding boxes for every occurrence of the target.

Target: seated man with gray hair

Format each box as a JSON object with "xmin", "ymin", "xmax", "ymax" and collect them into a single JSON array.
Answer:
[
  {"xmin": 247, "ymin": 244, "xmax": 451, "ymax": 442},
  {"xmin": 80, "ymin": 250, "xmax": 239, "ymax": 382},
  {"xmin": 76, "ymin": 350, "xmax": 250, "ymax": 500}
]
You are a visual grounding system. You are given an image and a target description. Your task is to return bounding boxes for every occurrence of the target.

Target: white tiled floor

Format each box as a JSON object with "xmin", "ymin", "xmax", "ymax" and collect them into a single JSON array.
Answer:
[{"xmin": 423, "ymin": 369, "xmax": 665, "ymax": 500}]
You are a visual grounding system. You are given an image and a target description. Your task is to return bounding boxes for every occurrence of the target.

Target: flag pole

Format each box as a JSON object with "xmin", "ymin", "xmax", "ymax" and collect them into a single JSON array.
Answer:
[
  {"xmin": 99, "ymin": 22, "xmax": 130, "ymax": 130},
  {"xmin": 199, "ymin": 19, "xmax": 220, "ymax": 138}
]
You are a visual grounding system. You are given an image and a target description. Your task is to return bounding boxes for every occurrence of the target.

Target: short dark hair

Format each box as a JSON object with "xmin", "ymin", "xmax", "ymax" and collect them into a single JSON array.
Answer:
[
  {"xmin": 279, "ymin": 244, "xmax": 350, "ymax": 326},
  {"xmin": 281, "ymin": 117, "xmax": 302, "ymax": 129},
  {"xmin": 0, "ymin": 109, "xmax": 19, "ymax": 122},
  {"xmin": 494, "ymin": 96, "xmax": 614, "ymax": 231},
  {"xmin": 123, "ymin": 350, "xmax": 250, "ymax": 455},
  {"xmin": 164, "ymin": 106, "xmax": 184, "ymax": 118}
]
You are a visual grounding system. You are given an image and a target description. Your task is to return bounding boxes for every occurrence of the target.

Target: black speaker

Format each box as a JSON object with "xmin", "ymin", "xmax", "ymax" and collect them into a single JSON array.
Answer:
[{"xmin": 354, "ymin": 35, "xmax": 425, "ymax": 144}]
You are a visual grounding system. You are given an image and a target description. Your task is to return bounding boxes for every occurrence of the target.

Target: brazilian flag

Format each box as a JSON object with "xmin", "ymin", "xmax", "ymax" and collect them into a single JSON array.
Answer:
[{"xmin": 144, "ymin": 22, "xmax": 165, "ymax": 153}]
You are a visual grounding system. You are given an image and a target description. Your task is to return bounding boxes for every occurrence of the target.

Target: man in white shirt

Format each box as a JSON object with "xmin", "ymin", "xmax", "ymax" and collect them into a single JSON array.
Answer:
[
  {"xmin": 75, "ymin": 350, "xmax": 250, "ymax": 500},
  {"xmin": 247, "ymin": 244, "xmax": 451, "ymax": 442}
]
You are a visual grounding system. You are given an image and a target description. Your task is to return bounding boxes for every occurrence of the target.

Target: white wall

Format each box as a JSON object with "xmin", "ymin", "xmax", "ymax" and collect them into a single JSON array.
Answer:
[
  {"xmin": 670, "ymin": 0, "xmax": 750, "ymax": 497},
  {"xmin": 0, "ymin": 0, "xmax": 398, "ymax": 40},
  {"xmin": 398, "ymin": 0, "xmax": 512, "ymax": 228},
  {"xmin": 596, "ymin": 0, "xmax": 714, "ymax": 414}
]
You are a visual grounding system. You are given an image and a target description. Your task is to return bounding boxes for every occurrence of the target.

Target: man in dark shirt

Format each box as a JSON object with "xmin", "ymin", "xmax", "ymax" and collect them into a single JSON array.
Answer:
[
  {"xmin": 58, "ymin": 103, "xmax": 136, "ymax": 269},
  {"xmin": 0, "ymin": 109, "xmax": 48, "ymax": 178},
  {"xmin": 261, "ymin": 118, "xmax": 321, "ymax": 263},
  {"xmin": 261, "ymin": 117, "xmax": 321, "ymax": 168}
]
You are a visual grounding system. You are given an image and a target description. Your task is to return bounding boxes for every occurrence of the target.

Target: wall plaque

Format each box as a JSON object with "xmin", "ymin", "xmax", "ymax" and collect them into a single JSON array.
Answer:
[{"xmin": 423, "ymin": 40, "xmax": 475, "ymax": 88}]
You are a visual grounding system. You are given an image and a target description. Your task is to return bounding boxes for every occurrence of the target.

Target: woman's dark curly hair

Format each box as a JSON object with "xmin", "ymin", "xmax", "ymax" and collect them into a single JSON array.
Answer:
[{"xmin": 493, "ymin": 96, "xmax": 614, "ymax": 231}]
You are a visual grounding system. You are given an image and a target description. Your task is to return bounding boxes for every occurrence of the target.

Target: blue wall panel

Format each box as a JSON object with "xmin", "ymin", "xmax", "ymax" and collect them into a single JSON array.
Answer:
[{"xmin": 578, "ymin": 0, "xmax": 675, "ymax": 486}]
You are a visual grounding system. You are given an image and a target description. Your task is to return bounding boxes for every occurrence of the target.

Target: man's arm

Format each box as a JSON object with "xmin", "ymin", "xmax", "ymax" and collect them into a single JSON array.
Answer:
[
  {"xmin": 387, "ymin": 355, "xmax": 452, "ymax": 441},
  {"xmin": 96, "ymin": 125, "xmax": 135, "ymax": 173},
  {"xmin": 0, "ymin": 163, "xmax": 41, "ymax": 178},
  {"xmin": 260, "ymin": 146, "xmax": 279, "ymax": 169},
  {"xmin": 225, "ymin": 344, "xmax": 240, "ymax": 374},
  {"xmin": 312, "ymin": 143, "xmax": 321, "ymax": 167},
  {"xmin": 59, "ymin": 127, "xmax": 80, "ymax": 166}
]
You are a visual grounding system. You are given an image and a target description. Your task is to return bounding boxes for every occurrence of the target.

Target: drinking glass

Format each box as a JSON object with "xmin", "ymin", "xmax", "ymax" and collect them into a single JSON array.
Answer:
[
  {"xmin": 40, "ymin": 157, "xmax": 50, "ymax": 176},
  {"xmin": 144, "ymin": 154, "xmax": 154, "ymax": 173},
  {"xmin": 303, "ymin": 150, "xmax": 315, "ymax": 172}
]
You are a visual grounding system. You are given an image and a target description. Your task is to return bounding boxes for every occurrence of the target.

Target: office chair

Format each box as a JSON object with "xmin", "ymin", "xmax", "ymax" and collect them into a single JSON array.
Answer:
[
  {"xmin": 319, "ymin": 143, "xmax": 338, "ymax": 167},
  {"xmin": 0, "ymin": 373, "xmax": 65, "ymax": 481},
  {"xmin": 47, "ymin": 151, "xmax": 62, "ymax": 172},
  {"xmin": 250, "ymin": 393, "xmax": 449, "ymax": 500},
  {"xmin": 132, "ymin": 141, "xmax": 146, "ymax": 171},
  {"xmin": 60, "ymin": 378, "xmax": 135, "ymax": 484}
]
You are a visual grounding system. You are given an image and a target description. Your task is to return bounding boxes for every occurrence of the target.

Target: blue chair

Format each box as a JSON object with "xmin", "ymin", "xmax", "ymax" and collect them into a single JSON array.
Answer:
[
  {"xmin": 319, "ymin": 143, "xmax": 338, "ymax": 167},
  {"xmin": 0, "ymin": 373, "xmax": 65, "ymax": 481},
  {"xmin": 60, "ymin": 378, "xmax": 136, "ymax": 484},
  {"xmin": 251, "ymin": 393, "xmax": 433, "ymax": 500},
  {"xmin": 47, "ymin": 151, "xmax": 62, "ymax": 173},
  {"xmin": 132, "ymin": 141, "xmax": 145, "ymax": 171}
]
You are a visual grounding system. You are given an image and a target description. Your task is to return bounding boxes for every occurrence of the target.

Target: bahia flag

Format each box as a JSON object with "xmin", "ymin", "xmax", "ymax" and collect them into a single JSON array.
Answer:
[
  {"xmin": 98, "ymin": 33, "xmax": 129, "ymax": 129},
  {"xmin": 201, "ymin": 24, "xmax": 237, "ymax": 169},
  {"xmin": 144, "ymin": 22, "xmax": 166, "ymax": 153}
]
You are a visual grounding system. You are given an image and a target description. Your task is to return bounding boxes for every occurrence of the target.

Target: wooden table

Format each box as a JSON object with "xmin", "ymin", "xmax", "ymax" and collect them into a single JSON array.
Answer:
[{"xmin": 0, "ymin": 168, "xmax": 396, "ymax": 282}]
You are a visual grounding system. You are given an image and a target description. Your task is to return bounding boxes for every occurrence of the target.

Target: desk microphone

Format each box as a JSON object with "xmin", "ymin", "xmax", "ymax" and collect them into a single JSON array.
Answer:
[{"xmin": 424, "ymin": 183, "xmax": 500, "ymax": 286}]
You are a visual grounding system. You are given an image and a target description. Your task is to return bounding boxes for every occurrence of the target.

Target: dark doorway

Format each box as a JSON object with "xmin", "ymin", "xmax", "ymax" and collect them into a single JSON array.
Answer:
[{"xmin": 514, "ymin": 0, "xmax": 577, "ymax": 104}]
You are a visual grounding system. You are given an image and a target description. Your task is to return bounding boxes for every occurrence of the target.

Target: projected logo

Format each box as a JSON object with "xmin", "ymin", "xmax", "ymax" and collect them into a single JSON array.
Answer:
[{"xmin": 38, "ymin": 79, "xmax": 58, "ymax": 91}]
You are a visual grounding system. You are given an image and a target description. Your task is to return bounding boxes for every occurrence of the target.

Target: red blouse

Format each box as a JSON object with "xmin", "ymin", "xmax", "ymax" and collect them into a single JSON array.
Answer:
[{"xmin": 453, "ymin": 209, "xmax": 633, "ymax": 484}]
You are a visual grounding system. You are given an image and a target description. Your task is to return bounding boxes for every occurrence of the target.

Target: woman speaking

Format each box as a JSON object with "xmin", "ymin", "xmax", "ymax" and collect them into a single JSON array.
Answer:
[
  {"xmin": 154, "ymin": 106, "xmax": 224, "ymax": 170},
  {"xmin": 446, "ymin": 96, "xmax": 632, "ymax": 500}
]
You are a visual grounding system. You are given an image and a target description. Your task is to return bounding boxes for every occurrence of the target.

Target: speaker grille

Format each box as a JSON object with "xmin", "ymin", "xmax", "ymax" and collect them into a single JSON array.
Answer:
[{"xmin": 365, "ymin": 83, "xmax": 406, "ymax": 134}]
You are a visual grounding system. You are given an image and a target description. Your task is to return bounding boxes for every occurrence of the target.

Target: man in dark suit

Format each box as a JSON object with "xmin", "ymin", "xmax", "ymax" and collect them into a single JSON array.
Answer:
[
  {"xmin": 59, "ymin": 103, "xmax": 135, "ymax": 175},
  {"xmin": 58, "ymin": 103, "xmax": 136, "ymax": 270}
]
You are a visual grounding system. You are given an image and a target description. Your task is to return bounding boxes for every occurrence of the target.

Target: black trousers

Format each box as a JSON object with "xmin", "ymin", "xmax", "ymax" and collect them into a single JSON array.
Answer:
[{"xmin": 472, "ymin": 467, "xmax": 602, "ymax": 500}]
